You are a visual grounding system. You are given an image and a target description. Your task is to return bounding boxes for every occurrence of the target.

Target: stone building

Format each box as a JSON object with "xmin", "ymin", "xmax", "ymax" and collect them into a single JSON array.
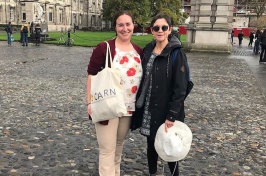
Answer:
[
  {"xmin": 186, "ymin": 0, "xmax": 234, "ymax": 53},
  {"xmin": 0, "ymin": 0, "xmax": 103, "ymax": 31},
  {"xmin": 183, "ymin": 0, "xmax": 265, "ymax": 27}
]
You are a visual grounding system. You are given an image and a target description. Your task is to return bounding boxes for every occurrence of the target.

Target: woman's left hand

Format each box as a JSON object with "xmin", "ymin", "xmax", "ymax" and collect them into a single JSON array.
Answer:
[{"xmin": 164, "ymin": 119, "xmax": 174, "ymax": 133}]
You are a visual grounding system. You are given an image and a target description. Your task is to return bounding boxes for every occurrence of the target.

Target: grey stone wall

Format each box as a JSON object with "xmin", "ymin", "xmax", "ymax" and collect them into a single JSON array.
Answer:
[{"xmin": 186, "ymin": 0, "xmax": 234, "ymax": 53}]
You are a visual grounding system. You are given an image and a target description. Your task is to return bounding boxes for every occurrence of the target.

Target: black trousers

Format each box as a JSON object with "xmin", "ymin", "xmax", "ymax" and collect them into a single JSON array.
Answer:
[
  {"xmin": 147, "ymin": 138, "xmax": 179, "ymax": 175},
  {"xmin": 36, "ymin": 37, "xmax": 41, "ymax": 45},
  {"xmin": 260, "ymin": 44, "xmax": 266, "ymax": 62},
  {"xmin": 239, "ymin": 39, "xmax": 243, "ymax": 46},
  {"xmin": 248, "ymin": 39, "xmax": 253, "ymax": 46}
]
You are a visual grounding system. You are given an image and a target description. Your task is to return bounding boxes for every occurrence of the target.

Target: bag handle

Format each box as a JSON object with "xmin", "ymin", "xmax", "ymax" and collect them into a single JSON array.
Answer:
[{"xmin": 105, "ymin": 41, "xmax": 113, "ymax": 68}]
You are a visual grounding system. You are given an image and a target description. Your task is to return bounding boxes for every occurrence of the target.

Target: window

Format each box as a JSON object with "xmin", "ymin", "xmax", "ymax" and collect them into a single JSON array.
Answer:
[
  {"xmin": 21, "ymin": 4, "xmax": 26, "ymax": 21},
  {"xmin": 22, "ymin": 13, "xmax": 26, "ymax": 21},
  {"xmin": 59, "ymin": 9, "xmax": 63, "ymax": 23},
  {"xmin": 9, "ymin": 8, "xmax": 14, "ymax": 21},
  {"xmin": 49, "ymin": 8, "xmax": 53, "ymax": 22}
]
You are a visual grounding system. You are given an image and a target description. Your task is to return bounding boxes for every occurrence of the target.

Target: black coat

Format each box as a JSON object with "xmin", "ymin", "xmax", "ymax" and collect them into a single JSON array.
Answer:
[
  {"xmin": 34, "ymin": 27, "xmax": 42, "ymax": 38},
  {"xmin": 238, "ymin": 33, "xmax": 244, "ymax": 40},
  {"xmin": 131, "ymin": 36, "xmax": 188, "ymax": 139},
  {"xmin": 5, "ymin": 24, "xmax": 12, "ymax": 34},
  {"xmin": 249, "ymin": 33, "xmax": 254, "ymax": 39},
  {"xmin": 260, "ymin": 35, "xmax": 266, "ymax": 46}
]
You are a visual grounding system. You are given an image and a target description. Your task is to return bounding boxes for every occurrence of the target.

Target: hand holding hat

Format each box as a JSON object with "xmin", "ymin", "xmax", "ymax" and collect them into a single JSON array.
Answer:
[{"xmin": 154, "ymin": 121, "xmax": 193, "ymax": 162}]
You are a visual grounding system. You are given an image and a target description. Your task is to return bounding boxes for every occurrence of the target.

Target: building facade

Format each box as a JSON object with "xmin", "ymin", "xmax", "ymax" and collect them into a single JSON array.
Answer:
[
  {"xmin": 186, "ymin": 0, "xmax": 234, "ymax": 53},
  {"xmin": 0, "ymin": 0, "xmax": 103, "ymax": 31},
  {"xmin": 182, "ymin": 0, "xmax": 265, "ymax": 27}
]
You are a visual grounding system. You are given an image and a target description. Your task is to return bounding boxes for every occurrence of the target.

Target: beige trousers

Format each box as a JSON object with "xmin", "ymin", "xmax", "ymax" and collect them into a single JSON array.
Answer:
[{"xmin": 95, "ymin": 116, "xmax": 131, "ymax": 176}]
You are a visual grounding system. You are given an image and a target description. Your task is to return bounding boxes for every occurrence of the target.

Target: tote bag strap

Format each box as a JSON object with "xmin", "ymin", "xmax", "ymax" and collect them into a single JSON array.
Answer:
[{"xmin": 104, "ymin": 41, "xmax": 113, "ymax": 68}]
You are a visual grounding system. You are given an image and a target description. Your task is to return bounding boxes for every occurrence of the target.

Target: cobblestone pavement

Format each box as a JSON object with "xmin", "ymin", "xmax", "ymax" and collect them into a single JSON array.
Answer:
[
  {"xmin": 230, "ymin": 37, "xmax": 266, "ymax": 96},
  {"xmin": 0, "ymin": 41, "xmax": 265, "ymax": 176}
]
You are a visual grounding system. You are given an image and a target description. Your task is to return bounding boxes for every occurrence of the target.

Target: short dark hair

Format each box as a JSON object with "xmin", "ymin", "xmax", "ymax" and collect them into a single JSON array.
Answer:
[
  {"xmin": 150, "ymin": 14, "xmax": 172, "ymax": 27},
  {"xmin": 112, "ymin": 11, "xmax": 134, "ymax": 27}
]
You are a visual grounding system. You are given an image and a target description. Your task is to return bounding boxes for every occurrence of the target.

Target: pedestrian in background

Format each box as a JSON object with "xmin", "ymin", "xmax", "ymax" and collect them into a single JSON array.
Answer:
[
  {"xmin": 86, "ymin": 11, "xmax": 143, "ymax": 176},
  {"xmin": 171, "ymin": 25, "xmax": 179, "ymax": 40},
  {"xmin": 131, "ymin": 13, "xmax": 189, "ymax": 176},
  {"xmin": 254, "ymin": 29, "xmax": 262, "ymax": 55},
  {"xmin": 259, "ymin": 29, "xmax": 266, "ymax": 63},
  {"xmin": 231, "ymin": 29, "xmax": 234, "ymax": 44},
  {"xmin": 34, "ymin": 23, "xmax": 42, "ymax": 46},
  {"xmin": 248, "ymin": 31, "xmax": 254, "ymax": 47},
  {"xmin": 5, "ymin": 22, "xmax": 12, "ymax": 46},
  {"xmin": 30, "ymin": 22, "xmax": 34, "ymax": 34},
  {"xmin": 21, "ymin": 23, "xmax": 29, "ymax": 46},
  {"xmin": 238, "ymin": 30, "xmax": 244, "ymax": 46}
]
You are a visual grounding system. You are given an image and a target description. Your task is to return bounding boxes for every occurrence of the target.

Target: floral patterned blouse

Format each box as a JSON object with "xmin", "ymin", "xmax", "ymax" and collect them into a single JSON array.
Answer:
[{"xmin": 113, "ymin": 48, "xmax": 142, "ymax": 116}]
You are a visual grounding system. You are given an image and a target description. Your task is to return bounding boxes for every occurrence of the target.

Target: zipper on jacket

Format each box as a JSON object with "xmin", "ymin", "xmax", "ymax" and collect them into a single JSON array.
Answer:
[{"xmin": 167, "ymin": 54, "xmax": 170, "ymax": 78}]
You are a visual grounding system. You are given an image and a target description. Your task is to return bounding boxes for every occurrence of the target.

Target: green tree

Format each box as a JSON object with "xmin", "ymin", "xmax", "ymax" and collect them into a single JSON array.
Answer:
[
  {"xmin": 102, "ymin": 0, "xmax": 150, "ymax": 29},
  {"xmin": 151, "ymin": 0, "xmax": 182, "ymax": 25},
  {"xmin": 102, "ymin": 0, "xmax": 183, "ymax": 28}
]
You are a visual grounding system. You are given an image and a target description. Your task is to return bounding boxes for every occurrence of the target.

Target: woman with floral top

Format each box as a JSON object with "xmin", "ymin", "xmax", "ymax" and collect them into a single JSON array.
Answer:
[{"xmin": 86, "ymin": 11, "xmax": 142, "ymax": 176}]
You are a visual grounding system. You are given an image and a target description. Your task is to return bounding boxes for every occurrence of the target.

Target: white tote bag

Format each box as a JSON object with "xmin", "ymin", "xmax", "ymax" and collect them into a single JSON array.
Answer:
[{"xmin": 90, "ymin": 42, "xmax": 127, "ymax": 123}]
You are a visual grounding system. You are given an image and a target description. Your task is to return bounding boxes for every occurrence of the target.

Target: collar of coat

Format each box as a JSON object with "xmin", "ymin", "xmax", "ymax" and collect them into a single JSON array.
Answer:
[{"xmin": 143, "ymin": 35, "xmax": 182, "ymax": 59}]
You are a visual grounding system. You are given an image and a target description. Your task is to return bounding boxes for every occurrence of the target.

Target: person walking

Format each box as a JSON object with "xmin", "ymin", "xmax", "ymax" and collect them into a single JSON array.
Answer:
[
  {"xmin": 86, "ymin": 11, "xmax": 143, "ymax": 176},
  {"xmin": 30, "ymin": 22, "xmax": 34, "ymax": 34},
  {"xmin": 34, "ymin": 23, "xmax": 42, "ymax": 46},
  {"xmin": 254, "ymin": 30, "xmax": 262, "ymax": 55},
  {"xmin": 231, "ymin": 29, "xmax": 234, "ymax": 44},
  {"xmin": 238, "ymin": 30, "xmax": 244, "ymax": 46},
  {"xmin": 259, "ymin": 29, "xmax": 266, "ymax": 63},
  {"xmin": 5, "ymin": 22, "xmax": 12, "ymax": 46},
  {"xmin": 131, "ymin": 13, "xmax": 190, "ymax": 176},
  {"xmin": 21, "ymin": 23, "xmax": 29, "ymax": 46},
  {"xmin": 248, "ymin": 31, "xmax": 254, "ymax": 47}
]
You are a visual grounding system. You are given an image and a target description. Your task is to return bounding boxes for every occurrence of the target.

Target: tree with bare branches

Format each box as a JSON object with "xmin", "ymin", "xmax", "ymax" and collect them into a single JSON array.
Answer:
[{"xmin": 250, "ymin": 0, "xmax": 266, "ymax": 18}]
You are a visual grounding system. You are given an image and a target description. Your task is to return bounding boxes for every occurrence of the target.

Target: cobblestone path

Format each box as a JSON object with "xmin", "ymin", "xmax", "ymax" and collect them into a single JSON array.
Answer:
[{"xmin": 0, "ymin": 42, "xmax": 265, "ymax": 176}]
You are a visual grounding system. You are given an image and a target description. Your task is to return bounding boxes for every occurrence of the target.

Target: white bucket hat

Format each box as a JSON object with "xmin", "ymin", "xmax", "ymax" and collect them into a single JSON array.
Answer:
[{"xmin": 154, "ymin": 121, "xmax": 193, "ymax": 162}]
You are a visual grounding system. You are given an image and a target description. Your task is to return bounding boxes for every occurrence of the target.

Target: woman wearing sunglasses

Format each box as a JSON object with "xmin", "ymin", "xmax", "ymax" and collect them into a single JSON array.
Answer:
[{"xmin": 131, "ymin": 14, "xmax": 189, "ymax": 176}]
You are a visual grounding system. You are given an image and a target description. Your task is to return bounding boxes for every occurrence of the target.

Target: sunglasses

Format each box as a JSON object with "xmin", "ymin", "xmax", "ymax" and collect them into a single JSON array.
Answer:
[{"xmin": 152, "ymin": 25, "xmax": 169, "ymax": 32}]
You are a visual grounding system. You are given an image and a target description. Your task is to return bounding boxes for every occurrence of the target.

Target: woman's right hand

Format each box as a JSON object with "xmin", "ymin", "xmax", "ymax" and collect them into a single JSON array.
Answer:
[{"xmin": 164, "ymin": 119, "xmax": 174, "ymax": 133}]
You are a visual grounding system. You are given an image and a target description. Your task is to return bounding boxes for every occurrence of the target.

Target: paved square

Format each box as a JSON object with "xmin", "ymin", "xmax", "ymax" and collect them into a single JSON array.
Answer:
[{"xmin": 0, "ymin": 41, "xmax": 265, "ymax": 176}]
